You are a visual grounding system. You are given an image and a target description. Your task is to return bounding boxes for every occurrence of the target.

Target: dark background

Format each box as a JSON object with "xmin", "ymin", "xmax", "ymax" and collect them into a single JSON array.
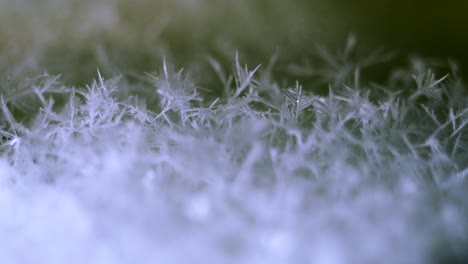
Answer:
[
  {"xmin": 1, "ymin": 0, "xmax": 468, "ymax": 85},
  {"xmin": 329, "ymin": 0, "xmax": 468, "ymax": 74}
]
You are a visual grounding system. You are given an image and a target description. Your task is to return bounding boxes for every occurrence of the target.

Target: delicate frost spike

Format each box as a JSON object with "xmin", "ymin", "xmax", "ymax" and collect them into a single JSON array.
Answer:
[
  {"xmin": 354, "ymin": 67, "xmax": 360, "ymax": 90},
  {"xmin": 449, "ymin": 110, "xmax": 468, "ymax": 138},
  {"xmin": 282, "ymin": 81, "xmax": 314, "ymax": 122},
  {"xmin": 410, "ymin": 70, "xmax": 447, "ymax": 102},
  {"xmin": 233, "ymin": 52, "xmax": 261, "ymax": 98},
  {"xmin": 163, "ymin": 57, "xmax": 169, "ymax": 81},
  {"xmin": 146, "ymin": 60, "xmax": 201, "ymax": 127},
  {"xmin": 421, "ymin": 104, "xmax": 441, "ymax": 126},
  {"xmin": 1, "ymin": 74, "xmax": 67, "ymax": 113},
  {"xmin": 88, "ymin": 71, "xmax": 121, "ymax": 98},
  {"xmin": 0, "ymin": 96, "xmax": 21, "ymax": 150},
  {"xmin": 209, "ymin": 97, "xmax": 220, "ymax": 109},
  {"xmin": 97, "ymin": 68, "xmax": 106, "ymax": 91},
  {"xmin": 344, "ymin": 33, "xmax": 357, "ymax": 58},
  {"xmin": 316, "ymin": 43, "xmax": 339, "ymax": 69},
  {"xmin": 33, "ymin": 86, "xmax": 47, "ymax": 106},
  {"xmin": 430, "ymin": 73, "xmax": 449, "ymax": 88},
  {"xmin": 207, "ymin": 56, "xmax": 227, "ymax": 85},
  {"xmin": 0, "ymin": 96, "xmax": 16, "ymax": 132},
  {"xmin": 35, "ymin": 74, "xmax": 61, "ymax": 95}
]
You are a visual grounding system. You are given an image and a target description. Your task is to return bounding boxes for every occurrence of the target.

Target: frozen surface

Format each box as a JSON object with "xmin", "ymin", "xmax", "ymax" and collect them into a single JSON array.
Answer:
[
  {"xmin": 0, "ymin": 64, "xmax": 467, "ymax": 264},
  {"xmin": 0, "ymin": 1, "xmax": 467, "ymax": 263}
]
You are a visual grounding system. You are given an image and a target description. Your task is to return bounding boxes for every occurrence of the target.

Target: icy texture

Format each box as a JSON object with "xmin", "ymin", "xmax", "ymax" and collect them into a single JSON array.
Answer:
[
  {"xmin": 0, "ymin": 1, "xmax": 467, "ymax": 263},
  {"xmin": 1, "ymin": 56, "xmax": 467, "ymax": 264}
]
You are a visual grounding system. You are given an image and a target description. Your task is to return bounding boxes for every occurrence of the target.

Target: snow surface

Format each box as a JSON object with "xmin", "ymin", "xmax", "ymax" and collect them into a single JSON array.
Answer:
[{"xmin": 0, "ymin": 1, "xmax": 467, "ymax": 263}]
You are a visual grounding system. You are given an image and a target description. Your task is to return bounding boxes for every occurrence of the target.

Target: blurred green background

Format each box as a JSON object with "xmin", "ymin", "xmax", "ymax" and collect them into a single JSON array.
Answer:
[
  {"xmin": 334, "ymin": 0, "xmax": 468, "ymax": 68},
  {"xmin": 0, "ymin": 0, "xmax": 467, "ymax": 87}
]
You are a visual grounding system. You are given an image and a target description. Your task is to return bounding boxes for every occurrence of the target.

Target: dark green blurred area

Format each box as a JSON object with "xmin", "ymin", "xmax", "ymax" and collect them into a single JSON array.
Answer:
[
  {"xmin": 332, "ymin": 0, "xmax": 468, "ymax": 72},
  {"xmin": 1, "ymin": 0, "xmax": 468, "ymax": 87}
]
